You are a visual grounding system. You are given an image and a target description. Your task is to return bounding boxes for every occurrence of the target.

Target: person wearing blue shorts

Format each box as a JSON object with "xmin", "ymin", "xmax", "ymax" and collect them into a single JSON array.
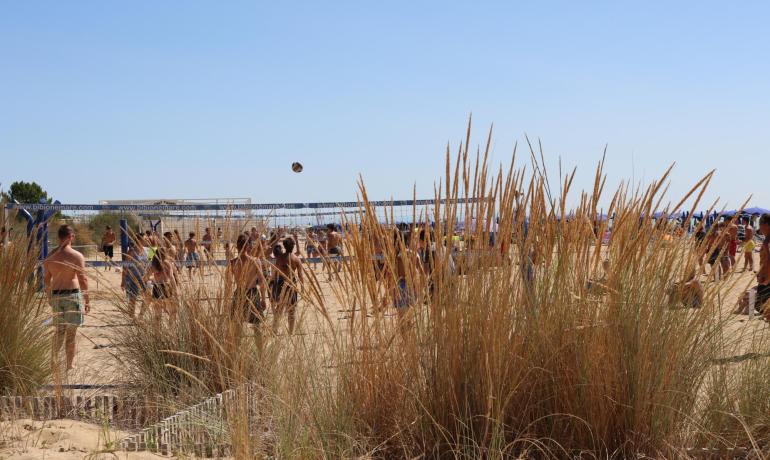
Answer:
[{"xmin": 184, "ymin": 232, "xmax": 201, "ymax": 277}]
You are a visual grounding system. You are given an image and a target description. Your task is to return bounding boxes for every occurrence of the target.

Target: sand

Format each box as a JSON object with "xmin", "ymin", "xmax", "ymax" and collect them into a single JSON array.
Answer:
[{"xmin": 0, "ymin": 418, "xmax": 163, "ymax": 459}]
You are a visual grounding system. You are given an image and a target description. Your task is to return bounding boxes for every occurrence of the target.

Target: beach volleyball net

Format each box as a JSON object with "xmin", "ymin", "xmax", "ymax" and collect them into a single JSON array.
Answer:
[{"xmin": 3, "ymin": 197, "xmax": 473, "ymax": 266}]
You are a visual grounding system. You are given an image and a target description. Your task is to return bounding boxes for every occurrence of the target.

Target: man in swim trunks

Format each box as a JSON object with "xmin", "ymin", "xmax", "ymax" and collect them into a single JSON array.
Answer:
[
  {"xmin": 325, "ymin": 223, "xmax": 343, "ymax": 280},
  {"xmin": 270, "ymin": 238, "xmax": 304, "ymax": 334},
  {"xmin": 304, "ymin": 229, "xmax": 319, "ymax": 268},
  {"xmin": 184, "ymin": 232, "xmax": 201, "ymax": 277},
  {"xmin": 202, "ymin": 227, "xmax": 214, "ymax": 261},
  {"xmin": 229, "ymin": 234, "xmax": 268, "ymax": 326},
  {"xmin": 43, "ymin": 225, "xmax": 90, "ymax": 371},
  {"xmin": 101, "ymin": 225, "xmax": 116, "ymax": 271}
]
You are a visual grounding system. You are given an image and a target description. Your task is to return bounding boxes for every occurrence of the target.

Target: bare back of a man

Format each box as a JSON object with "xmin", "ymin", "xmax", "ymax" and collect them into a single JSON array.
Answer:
[
  {"xmin": 44, "ymin": 225, "xmax": 90, "ymax": 371},
  {"xmin": 229, "ymin": 234, "xmax": 268, "ymax": 324}
]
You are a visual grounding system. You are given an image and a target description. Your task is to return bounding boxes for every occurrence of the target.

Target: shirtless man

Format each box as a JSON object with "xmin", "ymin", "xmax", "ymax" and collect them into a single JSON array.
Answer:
[
  {"xmin": 143, "ymin": 247, "xmax": 178, "ymax": 323},
  {"xmin": 271, "ymin": 238, "xmax": 304, "ymax": 334},
  {"xmin": 305, "ymin": 229, "xmax": 320, "ymax": 269},
  {"xmin": 228, "ymin": 234, "xmax": 268, "ymax": 327},
  {"xmin": 43, "ymin": 225, "xmax": 90, "ymax": 371},
  {"xmin": 202, "ymin": 228, "xmax": 214, "ymax": 261},
  {"xmin": 101, "ymin": 226, "xmax": 117, "ymax": 271},
  {"xmin": 162, "ymin": 231, "xmax": 179, "ymax": 273},
  {"xmin": 184, "ymin": 232, "xmax": 201, "ymax": 276},
  {"xmin": 325, "ymin": 224, "xmax": 343, "ymax": 280}
]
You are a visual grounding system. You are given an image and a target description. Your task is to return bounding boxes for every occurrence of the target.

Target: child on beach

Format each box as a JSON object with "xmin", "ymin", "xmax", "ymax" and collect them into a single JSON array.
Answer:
[{"xmin": 742, "ymin": 226, "xmax": 756, "ymax": 272}]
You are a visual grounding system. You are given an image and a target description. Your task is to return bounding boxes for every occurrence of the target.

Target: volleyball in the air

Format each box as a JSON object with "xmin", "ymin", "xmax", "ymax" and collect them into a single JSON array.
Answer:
[{"xmin": 291, "ymin": 162, "xmax": 303, "ymax": 173}]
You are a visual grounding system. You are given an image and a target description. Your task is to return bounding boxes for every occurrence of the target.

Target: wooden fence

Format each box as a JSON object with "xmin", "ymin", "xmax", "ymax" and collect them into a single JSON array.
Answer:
[{"xmin": 1, "ymin": 385, "xmax": 257, "ymax": 457}]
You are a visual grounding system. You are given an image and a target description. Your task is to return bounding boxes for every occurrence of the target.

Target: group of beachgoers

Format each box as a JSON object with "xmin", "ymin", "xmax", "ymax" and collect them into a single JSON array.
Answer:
[
  {"xmin": 26, "ymin": 210, "xmax": 770, "ymax": 372},
  {"xmin": 37, "ymin": 223, "xmax": 347, "ymax": 370},
  {"xmin": 698, "ymin": 215, "xmax": 761, "ymax": 277},
  {"xmin": 114, "ymin": 224, "xmax": 350, "ymax": 332}
]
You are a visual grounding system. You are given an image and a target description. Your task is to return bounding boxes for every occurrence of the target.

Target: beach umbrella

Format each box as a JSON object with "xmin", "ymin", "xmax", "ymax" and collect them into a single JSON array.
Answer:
[{"xmin": 743, "ymin": 207, "xmax": 770, "ymax": 215}]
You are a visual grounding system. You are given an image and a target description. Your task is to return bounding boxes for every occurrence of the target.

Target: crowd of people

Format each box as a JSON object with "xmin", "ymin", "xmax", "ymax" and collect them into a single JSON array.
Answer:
[{"xmin": 21, "ymin": 210, "xmax": 770, "ymax": 373}]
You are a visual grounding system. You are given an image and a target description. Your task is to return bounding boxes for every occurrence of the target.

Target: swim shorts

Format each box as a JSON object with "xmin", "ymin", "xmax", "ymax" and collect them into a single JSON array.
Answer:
[
  {"xmin": 729, "ymin": 241, "xmax": 737, "ymax": 257},
  {"xmin": 270, "ymin": 277, "xmax": 298, "ymax": 306},
  {"xmin": 103, "ymin": 245, "xmax": 114, "ymax": 258},
  {"xmin": 232, "ymin": 287, "xmax": 265, "ymax": 324},
  {"xmin": 186, "ymin": 252, "xmax": 200, "ymax": 263},
  {"xmin": 745, "ymin": 240, "xmax": 756, "ymax": 253},
  {"xmin": 51, "ymin": 290, "xmax": 84, "ymax": 326},
  {"xmin": 152, "ymin": 283, "xmax": 171, "ymax": 299},
  {"xmin": 329, "ymin": 247, "xmax": 342, "ymax": 256}
]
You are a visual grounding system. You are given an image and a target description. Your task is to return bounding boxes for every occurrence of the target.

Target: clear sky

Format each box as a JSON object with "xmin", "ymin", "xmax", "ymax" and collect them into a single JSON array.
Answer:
[{"xmin": 1, "ymin": 1, "xmax": 768, "ymax": 211}]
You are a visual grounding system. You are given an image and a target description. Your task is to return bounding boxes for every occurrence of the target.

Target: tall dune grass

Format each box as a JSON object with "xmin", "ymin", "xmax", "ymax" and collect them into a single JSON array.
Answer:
[
  {"xmin": 0, "ymin": 233, "xmax": 51, "ymax": 395},
  {"xmin": 108, "ymin": 126, "xmax": 770, "ymax": 458}
]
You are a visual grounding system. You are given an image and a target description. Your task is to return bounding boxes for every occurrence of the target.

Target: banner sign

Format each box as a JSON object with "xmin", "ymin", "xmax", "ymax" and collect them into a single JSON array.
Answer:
[{"xmin": 5, "ymin": 198, "xmax": 474, "ymax": 212}]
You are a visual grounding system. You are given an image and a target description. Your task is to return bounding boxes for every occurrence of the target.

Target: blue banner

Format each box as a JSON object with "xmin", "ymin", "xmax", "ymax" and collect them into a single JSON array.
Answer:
[{"xmin": 5, "ymin": 198, "xmax": 475, "ymax": 212}]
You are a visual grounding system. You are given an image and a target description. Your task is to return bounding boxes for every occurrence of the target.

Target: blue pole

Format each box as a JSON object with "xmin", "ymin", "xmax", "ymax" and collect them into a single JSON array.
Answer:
[{"xmin": 120, "ymin": 218, "xmax": 129, "ymax": 260}]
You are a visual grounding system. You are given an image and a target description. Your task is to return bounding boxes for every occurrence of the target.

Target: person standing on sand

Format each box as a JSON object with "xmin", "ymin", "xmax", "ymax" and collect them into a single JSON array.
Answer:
[
  {"xmin": 143, "ymin": 247, "xmax": 178, "ymax": 323},
  {"xmin": 305, "ymin": 229, "xmax": 319, "ymax": 269},
  {"xmin": 202, "ymin": 227, "xmax": 214, "ymax": 261},
  {"xmin": 162, "ymin": 231, "xmax": 180, "ymax": 274},
  {"xmin": 184, "ymin": 232, "xmax": 201, "ymax": 277},
  {"xmin": 727, "ymin": 217, "xmax": 739, "ymax": 268},
  {"xmin": 757, "ymin": 215, "xmax": 770, "ymax": 319},
  {"xmin": 743, "ymin": 226, "xmax": 756, "ymax": 273},
  {"xmin": 43, "ymin": 225, "xmax": 90, "ymax": 372},
  {"xmin": 270, "ymin": 238, "xmax": 304, "ymax": 334},
  {"xmin": 100, "ymin": 225, "xmax": 116, "ymax": 271},
  {"xmin": 121, "ymin": 237, "xmax": 147, "ymax": 318},
  {"xmin": 229, "ymin": 234, "xmax": 269, "ymax": 327},
  {"xmin": 172, "ymin": 229, "xmax": 184, "ymax": 264},
  {"xmin": 325, "ymin": 223, "xmax": 343, "ymax": 280}
]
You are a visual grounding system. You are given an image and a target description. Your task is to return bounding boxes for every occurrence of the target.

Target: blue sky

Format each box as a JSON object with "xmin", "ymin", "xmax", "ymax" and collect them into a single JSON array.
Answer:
[{"xmin": 1, "ymin": 1, "xmax": 768, "ymax": 210}]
